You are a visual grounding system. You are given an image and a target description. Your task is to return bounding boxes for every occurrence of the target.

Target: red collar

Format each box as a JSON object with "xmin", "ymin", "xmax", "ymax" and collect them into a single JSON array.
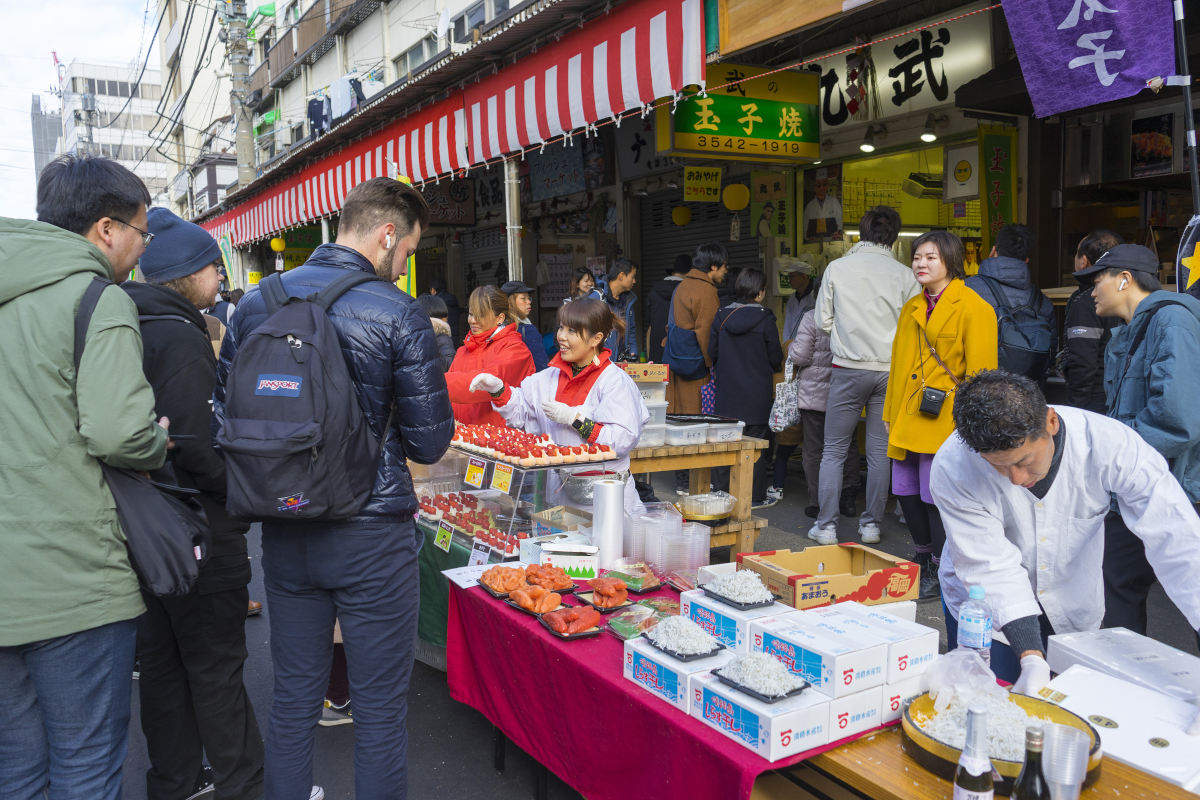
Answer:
[
  {"xmin": 464, "ymin": 323, "xmax": 514, "ymax": 351},
  {"xmin": 549, "ymin": 349, "xmax": 614, "ymax": 405}
]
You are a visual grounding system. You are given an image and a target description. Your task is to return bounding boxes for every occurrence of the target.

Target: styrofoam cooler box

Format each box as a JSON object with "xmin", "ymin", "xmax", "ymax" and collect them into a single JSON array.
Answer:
[
  {"xmin": 623, "ymin": 637, "xmax": 733, "ymax": 713},
  {"xmin": 1042, "ymin": 665, "xmax": 1200, "ymax": 790},
  {"xmin": 881, "ymin": 675, "xmax": 925, "ymax": 725},
  {"xmin": 1047, "ymin": 627, "xmax": 1200, "ymax": 703},
  {"xmin": 689, "ymin": 670, "xmax": 831, "ymax": 762},
  {"xmin": 642, "ymin": 399, "xmax": 668, "ymax": 426},
  {"xmin": 636, "ymin": 424, "xmax": 666, "ymax": 447},
  {"xmin": 680, "ymin": 589, "xmax": 798, "ymax": 652},
  {"xmin": 867, "ymin": 599, "xmax": 917, "ymax": 622},
  {"xmin": 808, "ymin": 603, "xmax": 939, "ymax": 683},
  {"xmin": 829, "ymin": 685, "xmax": 884, "ymax": 739},
  {"xmin": 665, "ymin": 422, "xmax": 708, "ymax": 445},
  {"xmin": 637, "ymin": 382, "xmax": 668, "ymax": 403},
  {"xmin": 707, "ymin": 420, "xmax": 745, "ymax": 442},
  {"xmin": 749, "ymin": 614, "xmax": 888, "ymax": 698}
]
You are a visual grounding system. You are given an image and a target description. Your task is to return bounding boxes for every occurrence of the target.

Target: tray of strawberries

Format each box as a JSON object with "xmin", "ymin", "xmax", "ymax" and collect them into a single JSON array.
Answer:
[{"xmin": 451, "ymin": 423, "xmax": 615, "ymax": 469}]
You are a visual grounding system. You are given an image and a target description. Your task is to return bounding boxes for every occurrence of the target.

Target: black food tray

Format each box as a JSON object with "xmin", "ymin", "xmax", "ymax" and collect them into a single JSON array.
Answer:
[
  {"xmin": 527, "ymin": 580, "xmax": 576, "ymax": 595},
  {"xmin": 665, "ymin": 414, "xmax": 740, "ymax": 424},
  {"xmin": 714, "ymin": 671, "xmax": 810, "ymax": 704},
  {"xmin": 503, "ymin": 597, "xmax": 567, "ymax": 617},
  {"xmin": 537, "ymin": 614, "xmax": 603, "ymax": 640},
  {"xmin": 644, "ymin": 636, "xmax": 725, "ymax": 662},
  {"xmin": 701, "ymin": 586, "xmax": 776, "ymax": 610},
  {"xmin": 574, "ymin": 591, "xmax": 634, "ymax": 614}
]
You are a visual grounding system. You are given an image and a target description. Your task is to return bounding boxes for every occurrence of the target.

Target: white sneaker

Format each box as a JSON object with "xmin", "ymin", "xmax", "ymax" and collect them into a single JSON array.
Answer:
[
  {"xmin": 858, "ymin": 522, "xmax": 881, "ymax": 544},
  {"xmin": 765, "ymin": 486, "xmax": 783, "ymax": 502},
  {"xmin": 807, "ymin": 524, "xmax": 837, "ymax": 546},
  {"xmin": 309, "ymin": 787, "xmax": 325, "ymax": 800}
]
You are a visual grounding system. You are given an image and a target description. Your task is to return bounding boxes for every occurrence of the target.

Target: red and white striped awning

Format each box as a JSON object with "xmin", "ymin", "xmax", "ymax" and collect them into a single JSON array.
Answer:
[
  {"xmin": 465, "ymin": 0, "xmax": 704, "ymax": 165},
  {"xmin": 201, "ymin": 0, "xmax": 703, "ymax": 246}
]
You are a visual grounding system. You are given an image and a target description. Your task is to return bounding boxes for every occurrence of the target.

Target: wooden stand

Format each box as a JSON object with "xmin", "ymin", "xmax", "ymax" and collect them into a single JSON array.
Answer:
[{"xmin": 629, "ymin": 436, "xmax": 769, "ymax": 558}]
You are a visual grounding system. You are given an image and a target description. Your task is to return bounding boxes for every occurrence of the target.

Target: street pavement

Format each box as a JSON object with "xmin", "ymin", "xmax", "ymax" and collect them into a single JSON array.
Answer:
[{"xmin": 121, "ymin": 457, "xmax": 1198, "ymax": 799}]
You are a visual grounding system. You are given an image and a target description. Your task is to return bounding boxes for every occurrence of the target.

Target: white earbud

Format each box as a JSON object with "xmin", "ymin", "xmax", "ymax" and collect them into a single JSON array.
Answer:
[
  {"xmin": 386, "ymin": 234, "xmax": 393, "ymax": 249},
  {"xmin": 1118, "ymin": 278, "xmax": 1128, "ymax": 290}
]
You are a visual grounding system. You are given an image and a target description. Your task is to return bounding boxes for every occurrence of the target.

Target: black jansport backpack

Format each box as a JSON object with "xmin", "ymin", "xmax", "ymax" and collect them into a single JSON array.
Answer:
[
  {"xmin": 979, "ymin": 275, "xmax": 1054, "ymax": 382},
  {"xmin": 217, "ymin": 270, "xmax": 388, "ymax": 521}
]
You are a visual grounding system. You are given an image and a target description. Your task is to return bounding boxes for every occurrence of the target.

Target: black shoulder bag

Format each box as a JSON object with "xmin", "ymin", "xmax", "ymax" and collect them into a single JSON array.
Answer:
[{"xmin": 75, "ymin": 277, "xmax": 208, "ymax": 597}]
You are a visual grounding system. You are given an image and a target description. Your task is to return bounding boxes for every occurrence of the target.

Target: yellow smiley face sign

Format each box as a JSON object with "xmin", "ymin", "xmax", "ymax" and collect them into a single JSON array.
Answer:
[{"xmin": 954, "ymin": 160, "xmax": 973, "ymax": 183}]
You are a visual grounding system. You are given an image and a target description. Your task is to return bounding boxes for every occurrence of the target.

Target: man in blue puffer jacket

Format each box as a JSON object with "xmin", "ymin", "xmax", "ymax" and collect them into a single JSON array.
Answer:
[
  {"xmin": 215, "ymin": 178, "xmax": 453, "ymax": 800},
  {"xmin": 1080, "ymin": 243, "xmax": 1200, "ymax": 638}
]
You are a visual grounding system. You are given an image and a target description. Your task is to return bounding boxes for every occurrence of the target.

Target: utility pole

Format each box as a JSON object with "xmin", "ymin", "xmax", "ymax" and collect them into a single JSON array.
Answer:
[{"xmin": 224, "ymin": 0, "xmax": 256, "ymax": 187}]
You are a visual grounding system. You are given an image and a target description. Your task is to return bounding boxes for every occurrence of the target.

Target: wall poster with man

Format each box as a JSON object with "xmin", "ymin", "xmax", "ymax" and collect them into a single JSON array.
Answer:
[{"xmin": 802, "ymin": 164, "xmax": 843, "ymax": 243}]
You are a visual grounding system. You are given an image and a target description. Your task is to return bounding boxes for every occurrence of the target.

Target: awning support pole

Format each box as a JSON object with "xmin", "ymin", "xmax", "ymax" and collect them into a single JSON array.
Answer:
[{"xmin": 505, "ymin": 157, "xmax": 522, "ymax": 283}]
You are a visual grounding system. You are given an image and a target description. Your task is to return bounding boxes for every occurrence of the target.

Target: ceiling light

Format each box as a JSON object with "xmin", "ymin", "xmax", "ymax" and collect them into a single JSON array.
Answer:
[
  {"xmin": 860, "ymin": 126, "xmax": 876, "ymax": 153},
  {"xmin": 921, "ymin": 114, "xmax": 938, "ymax": 143}
]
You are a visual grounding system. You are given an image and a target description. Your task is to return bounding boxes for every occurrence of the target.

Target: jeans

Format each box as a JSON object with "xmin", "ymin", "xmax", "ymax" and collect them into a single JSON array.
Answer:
[
  {"xmin": 138, "ymin": 586, "xmax": 264, "ymax": 800},
  {"xmin": 0, "ymin": 619, "xmax": 138, "ymax": 800},
  {"xmin": 801, "ymin": 409, "xmax": 858, "ymax": 508},
  {"xmin": 817, "ymin": 368, "xmax": 890, "ymax": 529},
  {"xmin": 262, "ymin": 518, "xmax": 421, "ymax": 800}
]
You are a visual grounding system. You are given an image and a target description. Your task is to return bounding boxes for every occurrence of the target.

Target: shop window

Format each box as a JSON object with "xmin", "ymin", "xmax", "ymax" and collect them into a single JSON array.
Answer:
[
  {"xmin": 493, "ymin": 0, "xmax": 510, "ymax": 15},
  {"xmin": 452, "ymin": 2, "xmax": 485, "ymax": 44}
]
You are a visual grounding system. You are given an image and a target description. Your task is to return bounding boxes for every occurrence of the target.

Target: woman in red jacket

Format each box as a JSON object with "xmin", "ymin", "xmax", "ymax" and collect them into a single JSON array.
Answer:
[{"xmin": 445, "ymin": 285, "xmax": 536, "ymax": 425}]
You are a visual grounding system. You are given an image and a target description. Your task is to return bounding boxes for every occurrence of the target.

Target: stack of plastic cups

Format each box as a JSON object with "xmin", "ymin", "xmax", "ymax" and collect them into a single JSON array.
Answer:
[
  {"xmin": 641, "ymin": 504, "xmax": 682, "ymax": 574},
  {"xmin": 623, "ymin": 513, "xmax": 645, "ymax": 563},
  {"xmin": 1042, "ymin": 723, "xmax": 1090, "ymax": 800},
  {"xmin": 681, "ymin": 522, "xmax": 711, "ymax": 571}
]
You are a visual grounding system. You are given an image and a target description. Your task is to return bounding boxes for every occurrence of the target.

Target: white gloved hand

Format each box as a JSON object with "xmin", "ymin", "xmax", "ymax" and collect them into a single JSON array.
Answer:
[
  {"xmin": 1012, "ymin": 653, "xmax": 1052, "ymax": 697},
  {"xmin": 542, "ymin": 399, "xmax": 583, "ymax": 426},
  {"xmin": 469, "ymin": 373, "xmax": 504, "ymax": 394}
]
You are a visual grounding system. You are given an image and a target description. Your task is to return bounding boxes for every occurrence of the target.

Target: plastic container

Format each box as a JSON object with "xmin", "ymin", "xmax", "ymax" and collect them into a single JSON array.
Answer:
[
  {"xmin": 957, "ymin": 584, "xmax": 993, "ymax": 668},
  {"xmin": 643, "ymin": 400, "xmax": 669, "ymax": 426},
  {"xmin": 706, "ymin": 420, "xmax": 746, "ymax": 443},
  {"xmin": 637, "ymin": 382, "xmax": 668, "ymax": 404},
  {"xmin": 636, "ymin": 424, "xmax": 666, "ymax": 448},
  {"xmin": 665, "ymin": 422, "xmax": 708, "ymax": 445}
]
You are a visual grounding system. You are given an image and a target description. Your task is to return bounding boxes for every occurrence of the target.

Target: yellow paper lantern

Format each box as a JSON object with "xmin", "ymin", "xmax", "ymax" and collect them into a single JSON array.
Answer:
[
  {"xmin": 269, "ymin": 236, "xmax": 287, "ymax": 252},
  {"xmin": 671, "ymin": 206, "xmax": 692, "ymax": 226},
  {"xmin": 722, "ymin": 184, "xmax": 750, "ymax": 211}
]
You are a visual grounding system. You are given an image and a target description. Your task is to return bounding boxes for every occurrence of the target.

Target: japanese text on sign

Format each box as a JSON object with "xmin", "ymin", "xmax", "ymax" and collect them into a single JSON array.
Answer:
[
  {"xmin": 434, "ymin": 520, "xmax": 454, "ymax": 552},
  {"xmin": 468, "ymin": 540, "xmax": 492, "ymax": 566},
  {"xmin": 490, "ymin": 463, "xmax": 514, "ymax": 493},
  {"xmin": 683, "ymin": 167, "xmax": 723, "ymax": 202},
  {"xmin": 464, "ymin": 457, "xmax": 487, "ymax": 488}
]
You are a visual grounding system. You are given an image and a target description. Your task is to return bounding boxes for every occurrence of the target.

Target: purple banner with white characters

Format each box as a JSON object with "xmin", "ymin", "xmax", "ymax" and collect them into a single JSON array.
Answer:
[{"xmin": 1002, "ymin": 0, "xmax": 1175, "ymax": 118}]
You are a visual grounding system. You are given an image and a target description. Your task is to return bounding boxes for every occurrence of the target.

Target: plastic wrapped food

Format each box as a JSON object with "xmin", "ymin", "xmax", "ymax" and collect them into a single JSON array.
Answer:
[
  {"xmin": 716, "ymin": 654, "xmax": 807, "ymax": 697},
  {"xmin": 645, "ymin": 615, "xmax": 718, "ymax": 655},
  {"xmin": 604, "ymin": 561, "xmax": 661, "ymax": 592},
  {"xmin": 606, "ymin": 604, "xmax": 661, "ymax": 640},
  {"xmin": 705, "ymin": 569, "xmax": 773, "ymax": 604}
]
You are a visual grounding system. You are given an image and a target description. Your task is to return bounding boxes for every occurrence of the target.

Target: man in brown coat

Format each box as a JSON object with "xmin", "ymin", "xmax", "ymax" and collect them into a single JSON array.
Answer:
[{"xmin": 665, "ymin": 244, "xmax": 728, "ymax": 493}]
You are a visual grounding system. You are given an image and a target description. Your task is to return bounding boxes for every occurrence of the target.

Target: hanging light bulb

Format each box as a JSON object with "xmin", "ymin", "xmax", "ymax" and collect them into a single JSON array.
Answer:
[
  {"xmin": 920, "ymin": 114, "xmax": 938, "ymax": 143},
  {"xmin": 860, "ymin": 126, "xmax": 876, "ymax": 153}
]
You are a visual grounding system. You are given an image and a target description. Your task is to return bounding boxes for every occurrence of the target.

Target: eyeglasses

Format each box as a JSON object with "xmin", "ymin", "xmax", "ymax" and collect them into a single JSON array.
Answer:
[{"xmin": 114, "ymin": 217, "xmax": 155, "ymax": 247}]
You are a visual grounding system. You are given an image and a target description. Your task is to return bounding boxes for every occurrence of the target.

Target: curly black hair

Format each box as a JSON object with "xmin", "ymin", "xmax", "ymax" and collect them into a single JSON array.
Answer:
[{"xmin": 952, "ymin": 369, "xmax": 1049, "ymax": 453}]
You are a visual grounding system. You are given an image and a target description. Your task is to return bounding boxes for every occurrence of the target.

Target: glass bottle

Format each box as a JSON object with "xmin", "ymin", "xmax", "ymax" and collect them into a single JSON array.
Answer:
[
  {"xmin": 953, "ymin": 703, "xmax": 995, "ymax": 799},
  {"xmin": 1011, "ymin": 725, "xmax": 1050, "ymax": 800}
]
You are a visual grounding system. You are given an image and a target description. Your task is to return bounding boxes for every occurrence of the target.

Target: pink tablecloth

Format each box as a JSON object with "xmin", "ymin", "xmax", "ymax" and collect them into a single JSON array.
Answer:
[{"xmin": 446, "ymin": 583, "xmax": 894, "ymax": 800}]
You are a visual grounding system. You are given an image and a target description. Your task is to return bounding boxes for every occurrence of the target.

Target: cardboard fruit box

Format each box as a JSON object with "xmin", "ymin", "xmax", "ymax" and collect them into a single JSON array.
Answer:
[
  {"xmin": 736, "ymin": 545, "xmax": 918, "ymax": 610},
  {"xmin": 618, "ymin": 362, "xmax": 669, "ymax": 382}
]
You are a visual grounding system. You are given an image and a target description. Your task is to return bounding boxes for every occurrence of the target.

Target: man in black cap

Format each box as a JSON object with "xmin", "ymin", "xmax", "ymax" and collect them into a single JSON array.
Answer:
[
  {"xmin": 501, "ymin": 278, "xmax": 548, "ymax": 371},
  {"xmin": 1081, "ymin": 243, "xmax": 1200, "ymax": 636},
  {"xmin": 124, "ymin": 207, "xmax": 266, "ymax": 800}
]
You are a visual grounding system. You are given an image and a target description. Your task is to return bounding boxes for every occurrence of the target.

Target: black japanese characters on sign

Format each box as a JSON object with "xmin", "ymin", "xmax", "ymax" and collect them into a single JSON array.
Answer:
[
  {"xmin": 887, "ymin": 28, "xmax": 950, "ymax": 107},
  {"xmin": 421, "ymin": 179, "xmax": 476, "ymax": 226}
]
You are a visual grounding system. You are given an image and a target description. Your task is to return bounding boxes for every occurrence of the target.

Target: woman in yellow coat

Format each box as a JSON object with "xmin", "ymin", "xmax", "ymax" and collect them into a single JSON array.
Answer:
[{"xmin": 883, "ymin": 230, "xmax": 997, "ymax": 600}]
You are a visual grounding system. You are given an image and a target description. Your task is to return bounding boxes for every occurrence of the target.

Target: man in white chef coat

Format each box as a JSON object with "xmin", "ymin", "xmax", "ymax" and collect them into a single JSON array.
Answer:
[{"xmin": 930, "ymin": 370, "xmax": 1200, "ymax": 705}]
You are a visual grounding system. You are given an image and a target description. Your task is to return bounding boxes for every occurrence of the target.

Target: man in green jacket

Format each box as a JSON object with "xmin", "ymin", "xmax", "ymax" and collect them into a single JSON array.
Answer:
[{"xmin": 0, "ymin": 155, "xmax": 169, "ymax": 799}]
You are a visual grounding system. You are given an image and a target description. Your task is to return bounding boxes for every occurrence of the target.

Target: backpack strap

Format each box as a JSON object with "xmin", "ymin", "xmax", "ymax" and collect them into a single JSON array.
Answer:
[
  {"xmin": 310, "ymin": 270, "xmax": 385, "ymax": 311},
  {"xmin": 1113, "ymin": 299, "xmax": 1189, "ymax": 397},
  {"xmin": 139, "ymin": 313, "xmax": 201, "ymax": 327},
  {"xmin": 74, "ymin": 276, "xmax": 114, "ymax": 372},
  {"xmin": 260, "ymin": 273, "xmax": 290, "ymax": 315},
  {"xmin": 978, "ymin": 275, "xmax": 1012, "ymax": 313}
]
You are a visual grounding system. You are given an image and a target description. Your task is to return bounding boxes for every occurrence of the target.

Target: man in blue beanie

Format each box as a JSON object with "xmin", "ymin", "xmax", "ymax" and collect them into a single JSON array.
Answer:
[{"xmin": 124, "ymin": 207, "xmax": 268, "ymax": 800}]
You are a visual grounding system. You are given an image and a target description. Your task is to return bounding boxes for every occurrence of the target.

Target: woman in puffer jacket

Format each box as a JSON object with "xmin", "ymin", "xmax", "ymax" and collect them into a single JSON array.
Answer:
[
  {"xmin": 786, "ymin": 309, "xmax": 860, "ymax": 520},
  {"xmin": 444, "ymin": 285, "xmax": 536, "ymax": 425},
  {"xmin": 417, "ymin": 293, "xmax": 456, "ymax": 371}
]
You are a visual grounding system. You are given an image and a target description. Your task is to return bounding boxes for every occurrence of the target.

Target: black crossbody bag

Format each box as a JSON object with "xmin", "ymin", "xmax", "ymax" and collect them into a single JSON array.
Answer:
[{"xmin": 919, "ymin": 327, "xmax": 962, "ymax": 417}]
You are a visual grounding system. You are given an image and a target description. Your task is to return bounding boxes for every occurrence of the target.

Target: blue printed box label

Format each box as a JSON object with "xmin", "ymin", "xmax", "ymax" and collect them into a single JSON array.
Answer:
[
  {"xmin": 631, "ymin": 652, "xmax": 680, "ymax": 702},
  {"xmin": 688, "ymin": 604, "xmax": 739, "ymax": 649},
  {"xmin": 764, "ymin": 631, "xmax": 828, "ymax": 688},
  {"xmin": 702, "ymin": 687, "xmax": 760, "ymax": 747}
]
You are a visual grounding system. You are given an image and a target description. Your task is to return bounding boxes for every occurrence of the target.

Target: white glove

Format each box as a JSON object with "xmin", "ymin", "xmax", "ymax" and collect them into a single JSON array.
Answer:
[
  {"xmin": 542, "ymin": 399, "xmax": 583, "ymax": 425},
  {"xmin": 1012, "ymin": 653, "xmax": 1051, "ymax": 697},
  {"xmin": 469, "ymin": 373, "xmax": 504, "ymax": 394}
]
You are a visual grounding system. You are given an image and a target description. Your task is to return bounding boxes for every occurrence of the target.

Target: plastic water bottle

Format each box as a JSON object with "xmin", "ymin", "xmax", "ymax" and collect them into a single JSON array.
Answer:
[{"xmin": 957, "ymin": 584, "xmax": 993, "ymax": 668}]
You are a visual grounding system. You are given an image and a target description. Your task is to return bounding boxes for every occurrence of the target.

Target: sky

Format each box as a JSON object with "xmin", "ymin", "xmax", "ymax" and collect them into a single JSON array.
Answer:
[{"xmin": 0, "ymin": 0, "xmax": 157, "ymax": 219}]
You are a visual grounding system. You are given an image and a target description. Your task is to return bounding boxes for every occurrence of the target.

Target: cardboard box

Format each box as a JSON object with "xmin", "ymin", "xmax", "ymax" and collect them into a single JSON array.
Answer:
[
  {"xmin": 623, "ymin": 637, "xmax": 733, "ymax": 713},
  {"xmin": 619, "ymin": 362, "xmax": 669, "ymax": 382},
  {"xmin": 689, "ymin": 670, "xmax": 830, "ymax": 762},
  {"xmin": 1042, "ymin": 665, "xmax": 1200, "ymax": 790},
  {"xmin": 518, "ymin": 532, "xmax": 589, "ymax": 564},
  {"xmin": 829, "ymin": 685, "xmax": 884, "ymax": 739},
  {"xmin": 881, "ymin": 675, "xmax": 925, "ymax": 725},
  {"xmin": 736, "ymin": 545, "xmax": 918, "ymax": 610},
  {"xmin": 807, "ymin": 603, "xmax": 939, "ymax": 683},
  {"xmin": 749, "ymin": 614, "xmax": 887, "ymax": 698},
  {"xmin": 872, "ymin": 599, "xmax": 916, "ymax": 622},
  {"xmin": 540, "ymin": 541, "xmax": 599, "ymax": 580},
  {"xmin": 1047, "ymin": 627, "xmax": 1200, "ymax": 704},
  {"xmin": 531, "ymin": 505, "xmax": 593, "ymax": 537},
  {"xmin": 680, "ymin": 589, "xmax": 799, "ymax": 653}
]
